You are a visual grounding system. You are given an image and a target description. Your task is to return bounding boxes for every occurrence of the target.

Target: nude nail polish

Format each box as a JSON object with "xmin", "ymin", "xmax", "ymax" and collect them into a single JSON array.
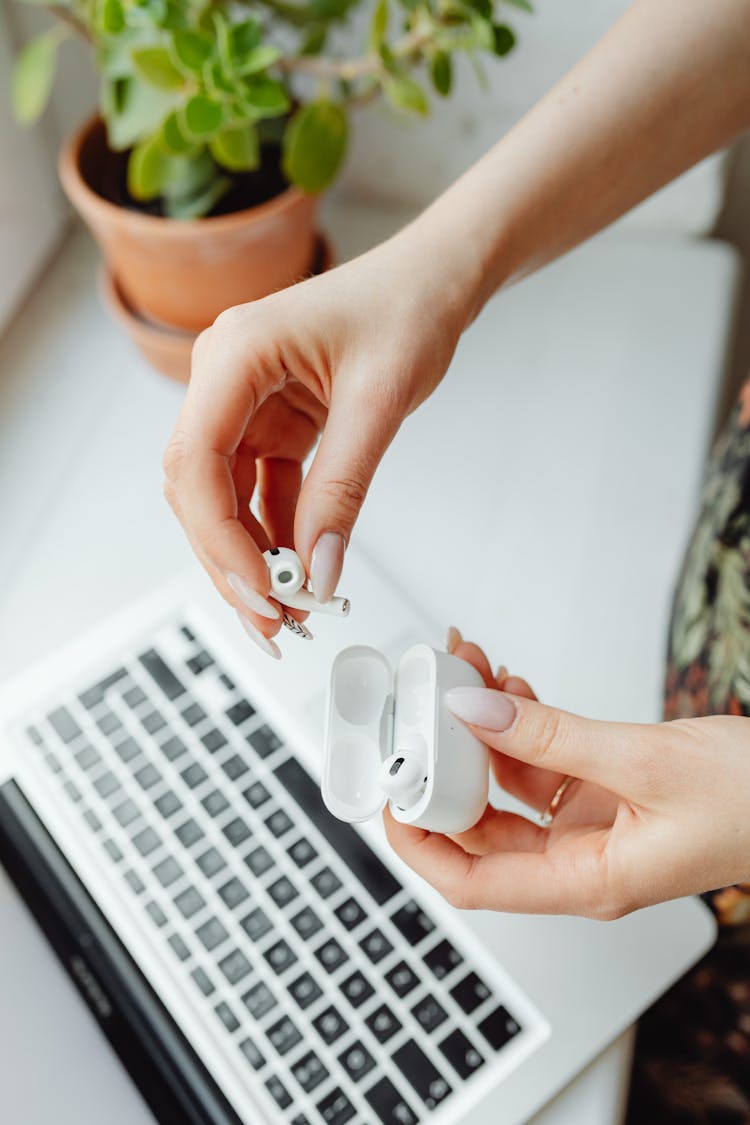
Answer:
[
  {"xmin": 236, "ymin": 613, "xmax": 282, "ymax": 660},
  {"xmin": 225, "ymin": 573, "xmax": 279, "ymax": 619},
  {"xmin": 445, "ymin": 687, "xmax": 516, "ymax": 731},
  {"xmin": 310, "ymin": 532, "xmax": 345, "ymax": 604}
]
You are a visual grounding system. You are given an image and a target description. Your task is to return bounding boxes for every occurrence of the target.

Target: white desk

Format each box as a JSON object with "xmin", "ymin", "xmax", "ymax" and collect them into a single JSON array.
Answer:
[{"xmin": 0, "ymin": 198, "xmax": 741, "ymax": 1124}]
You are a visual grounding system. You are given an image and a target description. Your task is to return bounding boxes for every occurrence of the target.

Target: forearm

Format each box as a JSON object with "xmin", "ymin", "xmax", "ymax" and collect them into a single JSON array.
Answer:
[{"xmin": 408, "ymin": 0, "xmax": 750, "ymax": 325}]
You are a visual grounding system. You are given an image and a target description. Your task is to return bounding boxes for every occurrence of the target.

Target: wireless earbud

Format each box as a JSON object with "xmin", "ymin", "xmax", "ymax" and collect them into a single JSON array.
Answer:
[
  {"xmin": 263, "ymin": 547, "xmax": 350, "ymax": 617},
  {"xmin": 380, "ymin": 750, "xmax": 427, "ymax": 809}
]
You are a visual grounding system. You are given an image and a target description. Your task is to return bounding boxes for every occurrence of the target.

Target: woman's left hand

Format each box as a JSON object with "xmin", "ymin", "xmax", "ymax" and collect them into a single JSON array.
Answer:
[{"xmin": 384, "ymin": 633, "xmax": 750, "ymax": 919}]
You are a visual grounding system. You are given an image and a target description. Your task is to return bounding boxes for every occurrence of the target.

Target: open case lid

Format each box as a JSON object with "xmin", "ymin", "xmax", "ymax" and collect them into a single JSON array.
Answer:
[{"xmin": 323, "ymin": 646, "xmax": 393, "ymax": 823}]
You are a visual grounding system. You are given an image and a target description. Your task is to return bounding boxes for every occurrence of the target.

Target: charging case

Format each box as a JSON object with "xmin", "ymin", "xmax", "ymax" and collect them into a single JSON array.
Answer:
[{"xmin": 323, "ymin": 643, "xmax": 489, "ymax": 834}]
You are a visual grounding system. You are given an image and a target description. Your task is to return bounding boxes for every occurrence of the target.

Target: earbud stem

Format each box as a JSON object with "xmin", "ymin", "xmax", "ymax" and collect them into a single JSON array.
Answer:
[{"xmin": 282, "ymin": 590, "xmax": 350, "ymax": 617}]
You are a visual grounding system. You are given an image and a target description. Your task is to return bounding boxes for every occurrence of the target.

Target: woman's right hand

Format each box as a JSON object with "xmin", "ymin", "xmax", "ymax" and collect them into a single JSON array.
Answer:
[{"xmin": 162, "ymin": 223, "xmax": 477, "ymax": 655}]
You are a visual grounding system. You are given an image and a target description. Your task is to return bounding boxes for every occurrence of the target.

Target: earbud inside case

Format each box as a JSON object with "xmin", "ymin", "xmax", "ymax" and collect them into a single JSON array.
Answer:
[{"xmin": 323, "ymin": 643, "xmax": 490, "ymax": 834}]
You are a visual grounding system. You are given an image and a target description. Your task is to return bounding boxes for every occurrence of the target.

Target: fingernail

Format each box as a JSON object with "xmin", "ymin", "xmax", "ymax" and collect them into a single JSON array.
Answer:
[
  {"xmin": 282, "ymin": 612, "xmax": 314, "ymax": 640},
  {"xmin": 236, "ymin": 612, "xmax": 282, "ymax": 660},
  {"xmin": 496, "ymin": 665, "xmax": 508, "ymax": 684},
  {"xmin": 445, "ymin": 686, "xmax": 516, "ymax": 731},
  {"xmin": 446, "ymin": 626, "xmax": 463, "ymax": 654},
  {"xmin": 225, "ymin": 573, "xmax": 280, "ymax": 619},
  {"xmin": 310, "ymin": 532, "xmax": 345, "ymax": 603}
]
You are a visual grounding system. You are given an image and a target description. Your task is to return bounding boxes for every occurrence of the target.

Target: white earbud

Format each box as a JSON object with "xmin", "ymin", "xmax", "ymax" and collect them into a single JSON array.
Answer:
[
  {"xmin": 380, "ymin": 750, "xmax": 427, "ymax": 810},
  {"xmin": 263, "ymin": 547, "xmax": 350, "ymax": 617}
]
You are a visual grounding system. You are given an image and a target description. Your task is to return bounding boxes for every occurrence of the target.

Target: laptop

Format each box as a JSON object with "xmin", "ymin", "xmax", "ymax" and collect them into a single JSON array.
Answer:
[{"xmin": 0, "ymin": 546, "xmax": 716, "ymax": 1125}]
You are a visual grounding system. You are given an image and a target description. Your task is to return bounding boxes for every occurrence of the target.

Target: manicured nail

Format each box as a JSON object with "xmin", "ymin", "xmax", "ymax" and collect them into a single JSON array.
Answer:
[
  {"xmin": 445, "ymin": 687, "xmax": 516, "ymax": 731},
  {"xmin": 282, "ymin": 612, "xmax": 313, "ymax": 640},
  {"xmin": 236, "ymin": 612, "xmax": 282, "ymax": 660},
  {"xmin": 496, "ymin": 665, "xmax": 508, "ymax": 684},
  {"xmin": 310, "ymin": 532, "xmax": 345, "ymax": 603},
  {"xmin": 446, "ymin": 626, "xmax": 463, "ymax": 654},
  {"xmin": 225, "ymin": 572, "xmax": 279, "ymax": 619}
]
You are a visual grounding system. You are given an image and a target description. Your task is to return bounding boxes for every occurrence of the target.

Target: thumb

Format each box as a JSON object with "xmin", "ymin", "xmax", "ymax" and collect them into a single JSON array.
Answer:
[{"xmin": 294, "ymin": 372, "xmax": 403, "ymax": 599}]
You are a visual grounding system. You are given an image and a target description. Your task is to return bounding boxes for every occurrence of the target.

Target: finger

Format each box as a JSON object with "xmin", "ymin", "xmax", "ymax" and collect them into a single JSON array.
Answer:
[
  {"xmin": 502, "ymin": 674, "xmax": 535, "ymax": 699},
  {"xmin": 452, "ymin": 640, "xmax": 495, "ymax": 687},
  {"xmin": 448, "ymin": 806, "xmax": 547, "ymax": 855},
  {"xmin": 258, "ymin": 458, "xmax": 303, "ymax": 550},
  {"xmin": 384, "ymin": 808, "xmax": 602, "ymax": 915},
  {"xmin": 445, "ymin": 688, "xmax": 642, "ymax": 795}
]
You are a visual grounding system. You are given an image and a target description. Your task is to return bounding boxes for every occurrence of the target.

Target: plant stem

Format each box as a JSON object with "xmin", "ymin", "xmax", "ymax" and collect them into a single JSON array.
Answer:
[
  {"xmin": 44, "ymin": 4, "xmax": 92, "ymax": 42},
  {"xmin": 279, "ymin": 26, "xmax": 434, "ymax": 82}
]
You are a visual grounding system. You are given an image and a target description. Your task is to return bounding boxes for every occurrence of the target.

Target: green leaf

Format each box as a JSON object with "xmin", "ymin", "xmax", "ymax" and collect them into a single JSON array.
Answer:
[
  {"xmin": 210, "ymin": 124, "xmax": 260, "ymax": 171},
  {"xmin": 504, "ymin": 0, "xmax": 532, "ymax": 11},
  {"xmin": 368, "ymin": 0, "xmax": 388, "ymax": 51},
  {"xmin": 235, "ymin": 45, "xmax": 281, "ymax": 76},
  {"xmin": 132, "ymin": 45, "xmax": 185, "ymax": 89},
  {"xmin": 12, "ymin": 28, "xmax": 64, "ymax": 125},
  {"xmin": 165, "ymin": 174, "xmax": 230, "ymax": 219},
  {"xmin": 204, "ymin": 59, "xmax": 235, "ymax": 96},
  {"xmin": 383, "ymin": 75, "xmax": 429, "ymax": 116},
  {"xmin": 171, "ymin": 29, "xmax": 212, "ymax": 73},
  {"xmin": 282, "ymin": 101, "xmax": 348, "ymax": 194},
  {"xmin": 181, "ymin": 93, "xmax": 224, "ymax": 139},
  {"xmin": 300, "ymin": 24, "xmax": 327, "ymax": 56},
  {"xmin": 99, "ymin": 0, "xmax": 126, "ymax": 34},
  {"xmin": 228, "ymin": 19, "xmax": 261, "ymax": 65},
  {"xmin": 161, "ymin": 110, "xmax": 196, "ymax": 154},
  {"xmin": 464, "ymin": 0, "xmax": 491, "ymax": 18},
  {"xmin": 378, "ymin": 42, "xmax": 398, "ymax": 74},
  {"xmin": 105, "ymin": 77, "xmax": 177, "ymax": 149},
  {"xmin": 241, "ymin": 75, "xmax": 290, "ymax": 117},
  {"xmin": 430, "ymin": 51, "xmax": 452, "ymax": 96},
  {"xmin": 470, "ymin": 15, "xmax": 495, "ymax": 51},
  {"xmin": 492, "ymin": 23, "xmax": 516, "ymax": 55},
  {"xmin": 127, "ymin": 135, "xmax": 169, "ymax": 200}
]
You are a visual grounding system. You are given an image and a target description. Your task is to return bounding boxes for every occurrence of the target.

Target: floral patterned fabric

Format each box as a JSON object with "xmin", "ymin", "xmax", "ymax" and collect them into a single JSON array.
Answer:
[{"xmin": 626, "ymin": 382, "xmax": 750, "ymax": 1124}]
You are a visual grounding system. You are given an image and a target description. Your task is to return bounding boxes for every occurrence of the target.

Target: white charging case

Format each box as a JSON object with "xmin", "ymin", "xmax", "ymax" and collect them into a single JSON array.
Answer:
[{"xmin": 323, "ymin": 643, "xmax": 489, "ymax": 834}]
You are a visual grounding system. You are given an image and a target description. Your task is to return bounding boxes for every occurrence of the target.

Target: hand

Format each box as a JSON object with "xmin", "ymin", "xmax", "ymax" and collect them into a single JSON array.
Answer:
[
  {"xmin": 384, "ymin": 632, "xmax": 750, "ymax": 919},
  {"xmin": 162, "ymin": 228, "xmax": 475, "ymax": 655}
]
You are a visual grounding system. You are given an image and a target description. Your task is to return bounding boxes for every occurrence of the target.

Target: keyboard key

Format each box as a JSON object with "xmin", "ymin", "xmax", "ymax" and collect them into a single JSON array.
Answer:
[
  {"xmin": 65, "ymin": 781, "xmax": 83, "ymax": 804},
  {"xmin": 114, "ymin": 737, "xmax": 140, "ymax": 763},
  {"xmin": 44, "ymin": 752, "xmax": 61, "ymax": 774},
  {"xmin": 83, "ymin": 809, "xmax": 102, "ymax": 832},
  {"xmin": 154, "ymin": 791, "xmax": 182, "ymax": 819},
  {"xmin": 141, "ymin": 711, "xmax": 166, "ymax": 735},
  {"xmin": 181, "ymin": 625, "xmax": 195, "ymax": 641},
  {"xmin": 218, "ymin": 876, "xmax": 249, "ymax": 909},
  {"xmin": 247, "ymin": 724, "xmax": 281, "ymax": 759},
  {"xmin": 145, "ymin": 901, "xmax": 168, "ymax": 928},
  {"xmin": 195, "ymin": 847, "xmax": 226, "ymax": 878},
  {"xmin": 191, "ymin": 966, "xmax": 215, "ymax": 997},
  {"xmin": 160, "ymin": 735, "xmax": 187, "ymax": 762},
  {"xmin": 317, "ymin": 1086, "xmax": 356, "ymax": 1125},
  {"xmin": 264, "ymin": 808, "xmax": 293, "ymax": 838},
  {"xmin": 287, "ymin": 837, "xmax": 318, "ymax": 868},
  {"xmin": 393, "ymin": 1040, "xmax": 452, "ymax": 1109},
  {"xmin": 290, "ymin": 905, "xmax": 323, "ymax": 941},
  {"xmin": 112, "ymin": 798, "xmax": 140, "ymax": 827},
  {"xmin": 226, "ymin": 699, "xmax": 255, "ymax": 726},
  {"xmin": 288, "ymin": 971, "xmax": 322, "ymax": 1010},
  {"xmin": 48, "ymin": 706, "xmax": 82, "ymax": 743},
  {"xmin": 79, "ymin": 667, "xmax": 128, "ymax": 708},
  {"xmin": 310, "ymin": 867, "xmax": 342, "ymax": 900},
  {"xmin": 313, "ymin": 1006, "xmax": 348, "ymax": 1045},
  {"xmin": 385, "ymin": 961, "xmax": 420, "ymax": 999},
  {"xmin": 339, "ymin": 1040, "xmax": 376, "ymax": 1083},
  {"xmin": 168, "ymin": 933, "xmax": 191, "ymax": 962},
  {"xmin": 201, "ymin": 728, "xmax": 227, "ymax": 754},
  {"xmin": 242, "ymin": 781, "xmax": 270, "ymax": 809},
  {"xmin": 423, "ymin": 939, "xmax": 463, "ymax": 981},
  {"xmin": 391, "ymin": 900, "xmax": 436, "ymax": 946},
  {"xmin": 180, "ymin": 762, "xmax": 207, "ymax": 789},
  {"xmin": 123, "ymin": 686, "xmax": 147, "ymax": 708},
  {"xmin": 124, "ymin": 869, "xmax": 145, "ymax": 894},
  {"xmin": 174, "ymin": 886, "xmax": 205, "ymax": 919},
  {"xmin": 291, "ymin": 1050, "xmax": 329, "ymax": 1094},
  {"xmin": 103, "ymin": 838, "xmax": 122, "ymax": 862},
  {"xmin": 219, "ymin": 674, "xmax": 235, "ymax": 691},
  {"xmin": 411, "ymin": 994, "xmax": 448, "ymax": 1034},
  {"xmin": 315, "ymin": 938, "xmax": 348, "ymax": 974},
  {"xmin": 264, "ymin": 939, "xmax": 297, "ymax": 975},
  {"xmin": 240, "ymin": 906, "xmax": 272, "ymax": 942},
  {"xmin": 365, "ymin": 1004, "xmax": 402, "ymax": 1044},
  {"xmin": 222, "ymin": 817, "xmax": 252, "ymax": 847},
  {"xmin": 187, "ymin": 650, "xmax": 214, "ymax": 676},
  {"xmin": 275, "ymin": 757, "xmax": 401, "ymax": 905},
  {"xmin": 360, "ymin": 928, "xmax": 393, "ymax": 965},
  {"xmin": 96, "ymin": 710, "xmax": 122, "ymax": 736},
  {"xmin": 221, "ymin": 754, "xmax": 249, "ymax": 782},
  {"xmin": 132, "ymin": 826, "xmax": 161, "ymax": 857},
  {"xmin": 238, "ymin": 1036, "xmax": 265, "ymax": 1071},
  {"xmin": 74, "ymin": 745, "xmax": 101, "ymax": 770},
  {"xmin": 439, "ymin": 1028, "xmax": 485, "ymax": 1079},
  {"xmin": 243, "ymin": 981, "xmax": 277, "ymax": 1020},
  {"xmin": 219, "ymin": 948, "xmax": 253, "ymax": 986},
  {"xmin": 94, "ymin": 771, "xmax": 120, "ymax": 799},
  {"xmin": 335, "ymin": 897, "xmax": 367, "ymax": 931},
  {"xmin": 215, "ymin": 1000, "xmax": 240, "ymax": 1033},
  {"xmin": 244, "ymin": 845, "xmax": 274, "ymax": 877},
  {"xmin": 201, "ymin": 789, "xmax": 229, "ymax": 817},
  {"xmin": 265, "ymin": 1075, "xmax": 292, "ymax": 1111},
  {"xmin": 153, "ymin": 856, "xmax": 183, "ymax": 887},
  {"xmin": 174, "ymin": 819, "xmax": 204, "ymax": 848},
  {"xmin": 339, "ymin": 970, "xmax": 375, "ymax": 1009},
  {"xmin": 267, "ymin": 875, "xmax": 298, "ymax": 908},
  {"xmin": 365, "ymin": 1077, "xmax": 419, "ymax": 1125},
  {"xmin": 267, "ymin": 1014, "xmax": 302, "ymax": 1056},
  {"xmin": 477, "ymin": 1005, "xmax": 521, "ymax": 1051},
  {"xmin": 135, "ymin": 763, "xmax": 161, "ymax": 791},
  {"xmin": 139, "ymin": 649, "xmax": 186, "ymax": 701},
  {"xmin": 181, "ymin": 702, "xmax": 206, "ymax": 727},
  {"xmin": 450, "ymin": 971, "xmax": 491, "ymax": 1015},
  {"xmin": 196, "ymin": 917, "xmax": 229, "ymax": 952}
]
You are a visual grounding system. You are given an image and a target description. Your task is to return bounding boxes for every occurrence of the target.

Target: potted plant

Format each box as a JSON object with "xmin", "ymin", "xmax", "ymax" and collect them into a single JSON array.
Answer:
[{"xmin": 11, "ymin": 0, "xmax": 527, "ymax": 379}]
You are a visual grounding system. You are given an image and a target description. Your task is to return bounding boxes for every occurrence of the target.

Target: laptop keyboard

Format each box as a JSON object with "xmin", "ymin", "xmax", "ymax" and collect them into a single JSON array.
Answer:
[{"xmin": 18, "ymin": 621, "xmax": 530, "ymax": 1124}]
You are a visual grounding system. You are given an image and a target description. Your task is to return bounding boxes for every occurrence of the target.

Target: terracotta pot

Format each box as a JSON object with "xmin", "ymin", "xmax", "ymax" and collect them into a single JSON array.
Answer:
[
  {"xmin": 100, "ymin": 236, "xmax": 334, "ymax": 383},
  {"xmin": 59, "ymin": 116, "xmax": 319, "ymax": 333}
]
